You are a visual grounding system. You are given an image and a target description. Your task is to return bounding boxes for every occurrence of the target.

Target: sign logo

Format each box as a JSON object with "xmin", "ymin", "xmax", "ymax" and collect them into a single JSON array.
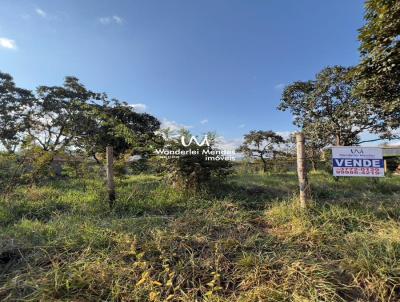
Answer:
[
  {"xmin": 350, "ymin": 149, "xmax": 364, "ymax": 155},
  {"xmin": 181, "ymin": 135, "xmax": 210, "ymax": 147}
]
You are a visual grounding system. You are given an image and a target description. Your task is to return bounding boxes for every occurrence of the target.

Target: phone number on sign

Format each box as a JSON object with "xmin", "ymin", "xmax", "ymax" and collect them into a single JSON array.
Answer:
[{"xmin": 334, "ymin": 167, "xmax": 381, "ymax": 175}]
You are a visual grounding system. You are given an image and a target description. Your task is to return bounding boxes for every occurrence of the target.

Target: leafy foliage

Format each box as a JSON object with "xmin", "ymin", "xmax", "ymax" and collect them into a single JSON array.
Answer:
[
  {"xmin": 355, "ymin": 0, "xmax": 400, "ymax": 132},
  {"xmin": 0, "ymin": 72, "xmax": 34, "ymax": 152},
  {"xmin": 278, "ymin": 66, "xmax": 380, "ymax": 146},
  {"xmin": 237, "ymin": 130, "xmax": 285, "ymax": 172},
  {"xmin": 76, "ymin": 97, "xmax": 162, "ymax": 159},
  {"xmin": 0, "ymin": 72, "xmax": 162, "ymax": 163},
  {"xmin": 0, "ymin": 72, "xmax": 164, "ymax": 196},
  {"xmin": 27, "ymin": 77, "xmax": 99, "ymax": 151}
]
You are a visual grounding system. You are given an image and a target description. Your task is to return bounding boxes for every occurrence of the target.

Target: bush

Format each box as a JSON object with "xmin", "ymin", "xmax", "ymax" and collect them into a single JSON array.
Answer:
[
  {"xmin": 0, "ymin": 153, "xmax": 22, "ymax": 192},
  {"xmin": 164, "ymin": 136, "xmax": 233, "ymax": 190}
]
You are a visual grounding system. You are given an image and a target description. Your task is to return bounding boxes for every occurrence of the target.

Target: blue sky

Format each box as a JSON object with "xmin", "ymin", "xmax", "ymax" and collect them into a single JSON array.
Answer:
[{"xmin": 0, "ymin": 0, "xmax": 368, "ymax": 146}]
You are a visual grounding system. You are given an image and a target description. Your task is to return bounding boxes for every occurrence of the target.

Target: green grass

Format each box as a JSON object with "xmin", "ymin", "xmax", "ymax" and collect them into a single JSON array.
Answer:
[{"xmin": 1, "ymin": 172, "xmax": 399, "ymax": 301}]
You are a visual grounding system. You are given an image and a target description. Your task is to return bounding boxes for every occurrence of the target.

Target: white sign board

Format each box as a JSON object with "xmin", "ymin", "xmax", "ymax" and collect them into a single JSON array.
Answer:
[{"xmin": 332, "ymin": 147, "xmax": 384, "ymax": 177}]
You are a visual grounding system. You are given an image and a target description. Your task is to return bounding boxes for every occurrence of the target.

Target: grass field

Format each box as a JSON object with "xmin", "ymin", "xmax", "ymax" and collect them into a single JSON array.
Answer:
[{"xmin": 1, "ymin": 172, "xmax": 400, "ymax": 301}]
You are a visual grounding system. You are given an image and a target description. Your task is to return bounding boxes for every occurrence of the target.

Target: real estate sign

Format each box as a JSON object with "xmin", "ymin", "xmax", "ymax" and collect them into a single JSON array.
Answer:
[{"xmin": 332, "ymin": 147, "xmax": 384, "ymax": 177}]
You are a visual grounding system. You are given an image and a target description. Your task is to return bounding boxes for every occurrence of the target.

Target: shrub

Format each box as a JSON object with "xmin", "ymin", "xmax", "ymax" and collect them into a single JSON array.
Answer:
[{"xmin": 164, "ymin": 135, "xmax": 233, "ymax": 190}]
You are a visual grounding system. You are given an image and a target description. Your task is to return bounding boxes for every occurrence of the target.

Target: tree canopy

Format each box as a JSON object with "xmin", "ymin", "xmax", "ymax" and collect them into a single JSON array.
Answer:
[
  {"xmin": 237, "ymin": 130, "xmax": 285, "ymax": 172},
  {"xmin": 27, "ymin": 76, "xmax": 99, "ymax": 151},
  {"xmin": 355, "ymin": 0, "xmax": 400, "ymax": 132},
  {"xmin": 0, "ymin": 72, "xmax": 34, "ymax": 152},
  {"xmin": 278, "ymin": 66, "xmax": 381, "ymax": 146},
  {"xmin": 0, "ymin": 72, "xmax": 161, "ymax": 159},
  {"xmin": 77, "ymin": 97, "xmax": 162, "ymax": 160}
]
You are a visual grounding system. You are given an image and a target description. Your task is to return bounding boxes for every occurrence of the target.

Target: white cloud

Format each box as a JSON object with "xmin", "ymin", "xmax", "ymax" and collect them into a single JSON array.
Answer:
[
  {"xmin": 0, "ymin": 38, "xmax": 17, "ymax": 50},
  {"xmin": 99, "ymin": 17, "xmax": 111, "ymax": 24},
  {"xmin": 216, "ymin": 136, "xmax": 243, "ymax": 151},
  {"xmin": 112, "ymin": 15, "xmax": 123, "ymax": 24},
  {"xmin": 200, "ymin": 119, "xmax": 208, "ymax": 124},
  {"xmin": 35, "ymin": 8, "xmax": 47, "ymax": 18},
  {"xmin": 238, "ymin": 124, "xmax": 245, "ymax": 128},
  {"xmin": 215, "ymin": 136, "xmax": 244, "ymax": 159},
  {"xmin": 274, "ymin": 83, "xmax": 285, "ymax": 90},
  {"xmin": 99, "ymin": 15, "xmax": 123, "ymax": 25},
  {"xmin": 160, "ymin": 118, "xmax": 192, "ymax": 133},
  {"xmin": 130, "ymin": 103, "xmax": 147, "ymax": 113}
]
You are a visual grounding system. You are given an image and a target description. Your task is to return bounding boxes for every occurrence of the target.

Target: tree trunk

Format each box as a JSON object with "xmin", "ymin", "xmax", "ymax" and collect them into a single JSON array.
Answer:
[
  {"xmin": 260, "ymin": 156, "xmax": 267, "ymax": 173},
  {"xmin": 311, "ymin": 159, "xmax": 317, "ymax": 171},
  {"xmin": 309, "ymin": 149, "xmax": 317, "ymax": 171},
  {"xmin": 106, "ymin": 146, "xmax": 116, "ymax": 208},
  {"xmin": 335, "ymin": 134, "xmax": 341, "ymax": 146}
]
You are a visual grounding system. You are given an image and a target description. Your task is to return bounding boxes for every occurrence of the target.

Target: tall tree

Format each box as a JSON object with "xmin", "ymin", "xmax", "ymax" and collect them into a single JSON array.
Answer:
[
  {"xmin": 0, "ymin": 72, "xmax": 34, "ymax": 152},
  {"xmin": 237, "ymin": 130, "xmax": 285, "ymax": 172},
  {"xmin": 355, "ymin": 0, "xmax": 400, "ymax": 133},
  {"xmin": 27, "ymin": 77, "xmax": 98, "ymax": 151},
  {"xmin": 278, "ymin": 66, "xmax": 379, "ymax": 146},
  {"xmin": 77, "ymin": 97, "xmax": 162, "ymax": 160}
]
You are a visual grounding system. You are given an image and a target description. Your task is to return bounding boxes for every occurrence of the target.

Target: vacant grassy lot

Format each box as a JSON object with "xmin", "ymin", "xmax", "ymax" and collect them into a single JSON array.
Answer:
[{"xmin": 1, "ymin": 172, "xmax": 399, "ymax": 301}]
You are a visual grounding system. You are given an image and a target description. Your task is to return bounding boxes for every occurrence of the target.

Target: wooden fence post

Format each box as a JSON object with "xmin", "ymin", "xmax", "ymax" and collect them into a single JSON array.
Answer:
[
  {"xmin": 106, "ymin": 146, "xmax": 116, "ymax": 207},
  {"xmin": 296, "ymin": 132, "xmax": 309, "ymax": 208}
]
